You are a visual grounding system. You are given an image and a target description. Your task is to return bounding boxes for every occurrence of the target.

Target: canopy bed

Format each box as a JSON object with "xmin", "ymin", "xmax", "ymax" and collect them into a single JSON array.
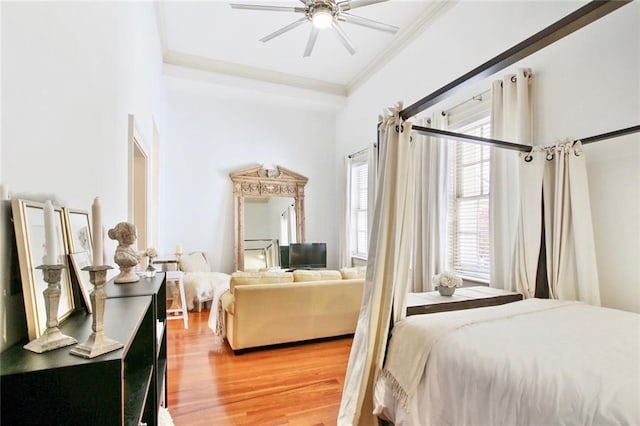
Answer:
[{"xmin": 337, "ymin": 1, "xmax": 640, "ymax": 425}]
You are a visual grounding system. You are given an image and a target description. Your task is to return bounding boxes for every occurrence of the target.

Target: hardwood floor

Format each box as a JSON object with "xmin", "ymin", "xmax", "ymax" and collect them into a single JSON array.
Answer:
[{"xmin": 166, "ymin": 310, "xmax": 353, "ymax": 425}]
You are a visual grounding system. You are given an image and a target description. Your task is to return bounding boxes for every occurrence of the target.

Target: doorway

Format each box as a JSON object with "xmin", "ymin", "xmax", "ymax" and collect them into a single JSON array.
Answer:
[{"xmin": 128, "ymin": 115, "xmax": 148, "ymax": 258}]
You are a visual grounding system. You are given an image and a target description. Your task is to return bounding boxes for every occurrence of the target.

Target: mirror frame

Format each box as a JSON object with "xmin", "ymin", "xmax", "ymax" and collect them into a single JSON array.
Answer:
[{"xmin": 230, "ymin": 164, "xmax": 308, "ymax": 271}]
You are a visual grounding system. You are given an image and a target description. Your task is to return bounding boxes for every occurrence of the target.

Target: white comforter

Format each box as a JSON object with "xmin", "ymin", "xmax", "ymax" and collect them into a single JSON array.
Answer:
[{"xmin": 375, "ymin": 299, "xmax": 640, "ymax": 426}]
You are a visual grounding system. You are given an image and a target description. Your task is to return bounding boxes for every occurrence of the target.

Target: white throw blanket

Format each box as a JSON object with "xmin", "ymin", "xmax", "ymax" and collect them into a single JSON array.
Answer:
[
  {"xmin": 381, "ymin": 298, "xmax": 577, "ymax": 408},
  {"xmin": 206, "ymin": 279, "xmax": 231, "ymax": 348},
  {"xmin": 183, "ymin": 272, "xmax": 230, "ymax": 310}
]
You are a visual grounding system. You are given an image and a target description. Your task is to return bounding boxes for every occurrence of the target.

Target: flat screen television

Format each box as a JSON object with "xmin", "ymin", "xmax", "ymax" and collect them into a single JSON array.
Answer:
[
  {"xmin": 280, "ymin": 245, "xmax": 290, "ymax": 268},
  {"xmin": 288, "ymin": 243, "xmax": 327, "ymax": 269}
]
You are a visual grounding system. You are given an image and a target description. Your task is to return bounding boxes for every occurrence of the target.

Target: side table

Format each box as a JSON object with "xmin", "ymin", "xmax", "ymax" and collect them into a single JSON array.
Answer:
[
  {"xmin": 166, "ymin": 270, "xmax": 188, "ymax": 329},
  {"xmin": 406, "ymin": 286, "xmax": 523, "ymax": 316}
]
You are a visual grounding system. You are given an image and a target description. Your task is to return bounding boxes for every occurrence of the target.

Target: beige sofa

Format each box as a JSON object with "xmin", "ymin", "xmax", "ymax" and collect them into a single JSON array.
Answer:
[{"xmin": 221, "ymin": 268, "xmax": 365, "ymax": 351}]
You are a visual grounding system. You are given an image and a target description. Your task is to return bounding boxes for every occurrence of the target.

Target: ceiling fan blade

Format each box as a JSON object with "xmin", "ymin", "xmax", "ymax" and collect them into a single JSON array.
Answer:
[
  {"xmin": 331, "ymin": 22, "xmax": 356, "ymax": 55},
  {"xmin": 230, "ymin": 3, "xmax": 306, "ymax": 13},
  {"xmin": 338, "ymin": 12, "xmax": 399, "ymax": 34},
  {"xmin": 260, "ymin": 17, "xmax": 309, "ymax": 42},
  {"xmin": 337, "ymin": 0, "xmax": 388, "ymax": 12},
  {"xmin": 303, "ymin": 26, "xmax": 320, "ymax": 57}
]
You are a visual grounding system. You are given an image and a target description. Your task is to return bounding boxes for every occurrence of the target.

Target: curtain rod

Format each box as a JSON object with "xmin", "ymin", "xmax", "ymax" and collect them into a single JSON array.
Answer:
[
  {"xmin": 412, "ymin": 124, "xmax": 640, "ymax": 152},
  {"xmin": 348, "ymin": 144, "xmax": 377, "ymax": 159},
  {"xmin": 440, "ymin": 89, "xmax": 491, "ymax": 117},
  {"xmin": 412, "ymin": 126, "xmax": 531, "ymax": 152},
  {"xmin": 399, "ymin": 1, "xmax": 631, "ymax": 120},
  {"xmin": 578, "ymin": 125, "xmax": 640, "ymax": 145}
]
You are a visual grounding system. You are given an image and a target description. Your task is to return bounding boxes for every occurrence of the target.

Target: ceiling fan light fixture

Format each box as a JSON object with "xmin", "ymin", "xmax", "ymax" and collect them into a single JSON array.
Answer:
[{"xmin": 311, "ymin": 7, "xmax": 333, "ymax": 29}]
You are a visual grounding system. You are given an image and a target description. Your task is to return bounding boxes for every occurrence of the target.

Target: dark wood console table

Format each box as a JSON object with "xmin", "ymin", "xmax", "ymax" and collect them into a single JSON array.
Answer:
[{"xmin": 1, "ymin": 273, "xmax": 167, "ymax": 426}]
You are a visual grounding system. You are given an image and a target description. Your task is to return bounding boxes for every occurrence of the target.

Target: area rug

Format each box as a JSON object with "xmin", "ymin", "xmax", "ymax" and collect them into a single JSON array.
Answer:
[{"xmin": 159, "ymin": 406, "xmax": 175, "ymax": 426}]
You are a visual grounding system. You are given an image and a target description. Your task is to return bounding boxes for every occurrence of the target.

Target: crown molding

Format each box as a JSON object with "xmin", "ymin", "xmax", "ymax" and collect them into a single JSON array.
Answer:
[
  {"xmin": 163, "ymin": 63, "xmax": 347, "ymax": 112},
  {"xmin": 163, "ymin": 51, "xmax": 348, "ymax": 97},
  {"xmin": 346, "ymin": 0, "xmax": 456, "ymax": 95}
]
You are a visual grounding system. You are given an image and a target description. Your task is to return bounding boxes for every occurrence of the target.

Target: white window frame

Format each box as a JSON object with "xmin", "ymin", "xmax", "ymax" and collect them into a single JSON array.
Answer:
[
  {"xmin": 348, "ymin": 150, "xmax": 369, "ymax": 261},
  {"xmin": 446, "ymin": 97, "xmax": 492, "ymax": 282}
]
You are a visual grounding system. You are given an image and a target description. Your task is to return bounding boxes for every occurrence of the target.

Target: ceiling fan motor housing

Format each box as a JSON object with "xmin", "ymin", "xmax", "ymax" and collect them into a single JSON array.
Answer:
[{"xmin": 307, "ymin": 2, "xmax": 337, "ymax": 28}]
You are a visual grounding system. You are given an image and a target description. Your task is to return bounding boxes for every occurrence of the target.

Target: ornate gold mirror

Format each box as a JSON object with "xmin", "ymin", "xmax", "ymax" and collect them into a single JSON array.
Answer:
[{"xmin": 230, "ymin": 165, "xmax": 308, "ymax": 271}]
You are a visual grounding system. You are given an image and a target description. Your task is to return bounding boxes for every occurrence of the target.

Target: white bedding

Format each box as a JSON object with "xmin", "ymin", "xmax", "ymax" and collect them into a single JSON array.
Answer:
[{"xmin": 375, "ymin": 299, "xmax": 640, "ymax": 425}]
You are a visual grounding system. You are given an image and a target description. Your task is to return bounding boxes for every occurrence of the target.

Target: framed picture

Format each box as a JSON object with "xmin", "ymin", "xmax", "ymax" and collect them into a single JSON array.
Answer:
[
  {"xmin": 69, "ymin": 251, "xmax": 93, "ymax": 314},
  {"xmin": 63, "ymin": 208, "xmax": 93, "ymax": 261},
  {"xmin": 12, "ymin": 199, "xmax": 75, "ymax": 340}
]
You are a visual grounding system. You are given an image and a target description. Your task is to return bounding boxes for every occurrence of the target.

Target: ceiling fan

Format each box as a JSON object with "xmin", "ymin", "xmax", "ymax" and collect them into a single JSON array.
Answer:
[{"xmin": 230, "ymin": 0, "xmax": 399, "ymax": 57}]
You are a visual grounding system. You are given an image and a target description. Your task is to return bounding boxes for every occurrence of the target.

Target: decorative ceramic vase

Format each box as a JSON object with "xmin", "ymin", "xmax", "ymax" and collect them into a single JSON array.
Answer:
[{"xmin": 438, "ymin": 286, "xmax": 456, "ymax": 296}]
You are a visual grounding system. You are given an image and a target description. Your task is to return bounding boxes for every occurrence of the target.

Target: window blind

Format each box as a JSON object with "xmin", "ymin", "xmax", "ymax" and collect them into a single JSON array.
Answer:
[
  {"xmin": 349, "ymin": 150, "xmax": 369, "ymax": 259},
  {"xmin": 448, "ymin": 115, "xmax": 492, "ymax": 281}
]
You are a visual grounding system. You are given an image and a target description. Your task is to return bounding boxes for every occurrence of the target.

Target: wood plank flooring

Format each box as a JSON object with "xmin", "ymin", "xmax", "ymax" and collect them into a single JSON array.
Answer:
[{"xmin": 166, "ymin": 310, "xmax": 353, "ymax": 425}]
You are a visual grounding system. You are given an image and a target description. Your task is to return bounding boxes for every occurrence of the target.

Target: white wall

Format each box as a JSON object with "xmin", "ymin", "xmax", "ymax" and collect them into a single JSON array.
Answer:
[
  {"xmin": 1, "ymin": 1, "xmax": 164, "ymax": 349},
  {"xmin": 159, "ymin": 75, "xmax": 338, "ymax": 273},
  {"xmin": 336, "ymin": 1, "xmax": 640, "ymax": 312}
]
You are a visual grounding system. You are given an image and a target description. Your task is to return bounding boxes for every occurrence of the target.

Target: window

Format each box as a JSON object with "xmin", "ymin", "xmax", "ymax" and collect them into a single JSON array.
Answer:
[
  {"xmin": 447, "ymin": 111, "xmax": 492, "ymax": 281},
  {"xmin": 348, "ymin": 150, "xmax": 369, "ymax": 259},
  {"xmin": 280, "ymin": 204, "xmax": 296, "ymax": 246}
]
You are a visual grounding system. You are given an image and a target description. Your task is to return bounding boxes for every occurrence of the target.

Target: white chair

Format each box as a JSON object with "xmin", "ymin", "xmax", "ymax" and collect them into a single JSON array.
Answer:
[{"xmin": 165, "ymin": 270, "xmax": 188, "ymax": 329}]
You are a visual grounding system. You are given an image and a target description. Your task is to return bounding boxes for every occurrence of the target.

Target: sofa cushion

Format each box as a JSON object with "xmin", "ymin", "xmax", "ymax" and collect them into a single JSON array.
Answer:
[
  {"xmin": 230, "ymin": 271, "xmax": 293, "ymax": 294},
  {"xmin": 292, "ymin": 269, "xmax": 342, "ymax": 282},
  {"xmin": 340, "ymin": 266, "xmax": 367, "ymax": 280},
  {"xmin": 180, "ymin": 252, "xmax": 210, "ymax": 273}
]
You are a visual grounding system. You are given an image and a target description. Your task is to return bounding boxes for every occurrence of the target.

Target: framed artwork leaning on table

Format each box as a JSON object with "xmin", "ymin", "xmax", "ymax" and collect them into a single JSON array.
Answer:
[{"xmin": 12, "ymin": 199, "xmax": 75, "ymax": 339}]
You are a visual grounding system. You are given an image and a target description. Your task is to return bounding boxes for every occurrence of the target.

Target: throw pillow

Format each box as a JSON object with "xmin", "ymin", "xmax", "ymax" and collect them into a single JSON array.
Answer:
[{"xmin": 340, "ymin": 266, "xmax": 366, "ymax": 280}]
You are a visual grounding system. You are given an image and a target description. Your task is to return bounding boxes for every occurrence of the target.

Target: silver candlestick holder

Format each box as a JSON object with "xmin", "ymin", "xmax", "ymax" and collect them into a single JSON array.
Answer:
[
  {"xmin": 70, "ymin": 265, "xmax": 123, "ymax": 358},
  {"xmin": 24, "ymin": 265, "xmax": 78, "ymax": 353}
]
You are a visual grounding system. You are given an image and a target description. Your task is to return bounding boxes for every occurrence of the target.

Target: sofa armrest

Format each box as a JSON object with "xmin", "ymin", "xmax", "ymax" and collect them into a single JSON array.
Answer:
[{"xmin": 221, "ymin": 292, "xmax": 235, "ymax": 315}]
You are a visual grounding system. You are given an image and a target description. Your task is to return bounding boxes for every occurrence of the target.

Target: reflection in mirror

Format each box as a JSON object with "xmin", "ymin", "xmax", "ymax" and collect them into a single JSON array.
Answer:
[
  {"xmin": 244, "ymin": 197, "xmax": 295, "ymax": 270},
  {"xmin": 243, "ymin": 239, "xmax": 280, "ymax": 272}
]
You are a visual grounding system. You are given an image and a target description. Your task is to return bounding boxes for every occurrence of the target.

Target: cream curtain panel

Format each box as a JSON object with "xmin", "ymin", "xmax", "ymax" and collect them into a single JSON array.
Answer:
[
  {"xmin": 515, "ymin": 141, "xmax": 601, "ymax": 304},
  {"xmin": 341, "ymin": 156, "xmax": 354, "ymax": 268},
  {"xmin": 513, "ymin": 150, "xmax": 545, "ymax": 298},
  {"xmin": 338, "ymin": 104, "xmax": 415, "ymax": 425},
  {"xmin": 367, "ymin": 142, "xmax": 379, "ymax": 240},
  {"xmin": 411, "ymin": 114, "xmax": 449, "ymax": 292},
  {"xmin": 543, "ymin": 141, "xmax": 601, "ymax": 304},
  {"xmin": 490, "ymin": 68, "xmax": 533, "ymax": 291}
]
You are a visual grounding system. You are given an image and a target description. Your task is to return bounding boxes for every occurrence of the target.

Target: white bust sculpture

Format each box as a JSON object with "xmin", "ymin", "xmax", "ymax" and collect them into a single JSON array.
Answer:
[{"xmin": 108, "ymin": 222, "xmax": 140, "ymax": 283}]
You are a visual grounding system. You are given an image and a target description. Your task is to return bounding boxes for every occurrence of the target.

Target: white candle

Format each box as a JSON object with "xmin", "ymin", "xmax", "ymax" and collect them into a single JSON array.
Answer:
[
  {"xmin": 0, "ymin": 184, "xmax": 8, "ymax": 200},
  {"xmin": 175, "ymin": 243, "xmax": 183, "ymax": 255},
  {"xmin": 44, "ymin": 201, "xmax": 57, "ymax": 265},
  {"xmin": 92, "ymin": 197, "xmax": 103, "ymax": 267}
]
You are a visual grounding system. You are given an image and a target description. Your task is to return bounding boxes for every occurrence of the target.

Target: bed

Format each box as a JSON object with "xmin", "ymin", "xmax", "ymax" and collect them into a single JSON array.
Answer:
[{"xmin": 374, "ymin": 299, "xmax": 640, "ymax": 425}]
